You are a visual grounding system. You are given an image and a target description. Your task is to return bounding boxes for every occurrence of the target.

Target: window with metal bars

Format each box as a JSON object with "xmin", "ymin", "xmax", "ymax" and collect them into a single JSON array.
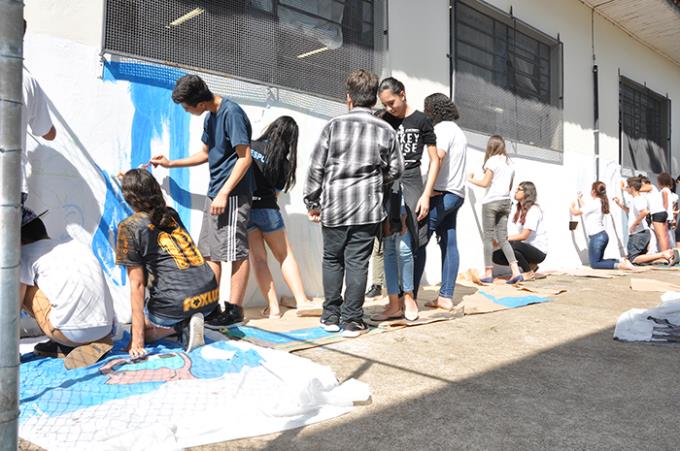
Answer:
[
  {"xmin": 453, "ymin": 0, "xmax": 563, "ymax": 154},
  {"xmin": 619, "ymin": 76, "xmax": 671, "ymax": 174},
  {"xmin": 103, "ymin": 0, "xmax": 382, "ymax": 102}
]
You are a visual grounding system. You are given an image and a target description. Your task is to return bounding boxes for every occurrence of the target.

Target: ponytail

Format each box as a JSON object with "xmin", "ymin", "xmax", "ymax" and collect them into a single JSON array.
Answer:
[
  {"xmin": 592, "ymin": 181, "xmax": 609, "ymax": 215},
  {"xmin": 122, "ymin": 168, "xmax": 175, "ymax": 229}
]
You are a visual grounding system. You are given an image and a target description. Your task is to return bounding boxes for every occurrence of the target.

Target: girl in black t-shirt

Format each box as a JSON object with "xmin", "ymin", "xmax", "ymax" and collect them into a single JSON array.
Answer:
[
  {"xmin": 117, "ymin": 169, "xmax": 219, "ymax": 358},
  {"xmin": 374, "ymin": 78, "xmax": 441, "ymax": 322},
  {"xmin": 248, "ymin": 116, "xmax": 316, "ymax": 319}
]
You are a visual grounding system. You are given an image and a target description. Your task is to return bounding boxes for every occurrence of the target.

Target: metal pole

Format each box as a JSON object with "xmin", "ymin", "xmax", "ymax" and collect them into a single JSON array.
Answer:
[{"xmin": 0, "ymin": 1, "xmax": 24, "ymax": 449}]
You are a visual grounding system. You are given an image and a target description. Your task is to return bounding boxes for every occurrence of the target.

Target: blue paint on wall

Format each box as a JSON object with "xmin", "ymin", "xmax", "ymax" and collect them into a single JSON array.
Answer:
[
  {"xmin": 91, "ymin": 168, "xmax": 132, "ymax": 286},
  {"xmin": 102, "ymin": 61, "xmax": 192, "ymax": 228}
]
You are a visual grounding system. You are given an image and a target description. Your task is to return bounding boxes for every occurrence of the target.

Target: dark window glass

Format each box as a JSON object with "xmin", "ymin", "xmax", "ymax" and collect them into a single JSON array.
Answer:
[
  {"xmin": 454, "ymin": 1, "xmax": 563, "ymax": 153},
  {"xmin": 620, "ymin": 76, "xmax": 671, "ymax": 174},
  {"xmin": 104, "ymin": 0, "xmax": 382, "ymax": 101}
]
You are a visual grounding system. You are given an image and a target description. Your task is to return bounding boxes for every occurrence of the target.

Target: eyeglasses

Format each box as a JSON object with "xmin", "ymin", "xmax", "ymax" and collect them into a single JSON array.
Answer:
[{"xmin": 516, "ymin": 188, "xmax": 524, "ymax": 192}]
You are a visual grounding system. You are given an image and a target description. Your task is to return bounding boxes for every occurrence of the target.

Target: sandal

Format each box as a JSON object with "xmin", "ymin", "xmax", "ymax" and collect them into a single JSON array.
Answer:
[
  {"xmin": 479, "ymin": 277, "xmax": 494, "ymax": 284},
  {"xmin": 261, "ymin": 306, "xmax": 282, "ymax": 319},
  {"xmin": 369, "ymin": 311, "xmax": 404, "ymax": 321}
]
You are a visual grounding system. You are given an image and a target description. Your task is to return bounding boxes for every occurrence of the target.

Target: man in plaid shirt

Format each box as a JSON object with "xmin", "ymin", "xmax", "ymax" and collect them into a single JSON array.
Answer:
[{"xmin": 304, "ymin": 69, "xmax": 403, "ymax": 337}]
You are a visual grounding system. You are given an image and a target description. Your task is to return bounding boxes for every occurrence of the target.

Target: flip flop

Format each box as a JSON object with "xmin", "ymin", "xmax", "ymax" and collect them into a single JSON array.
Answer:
[
  {"xmin": 261, "ymin": 306, "xmax": 282, "ymax": 319},
  {"xmin": 669, "ymin": 249, "xmax": 680, "ymax": 266},
  {"xmin": 370, "ymin": 311, "xmax": 404, "ymax": 321},
  {"xmin": 64, "ymin": 335, "xmax": 114, "ymax": 370},
  {"xmin": 424, "ymin": 301, "xmax": 453, "ymax": 310}
]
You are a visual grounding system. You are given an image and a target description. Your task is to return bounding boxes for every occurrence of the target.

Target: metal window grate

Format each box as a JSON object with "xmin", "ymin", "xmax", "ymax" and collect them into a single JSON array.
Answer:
[
  {"xmin": 103, "ymin": 0, "xmax": 383, "ymax": 102},
  {"xmin": 619, "ymin": 76, "xmax": 671, "ymax": 174},
  {"xmin": 453, "ymin": 0, "xmax": 563, "ymax": 154}
]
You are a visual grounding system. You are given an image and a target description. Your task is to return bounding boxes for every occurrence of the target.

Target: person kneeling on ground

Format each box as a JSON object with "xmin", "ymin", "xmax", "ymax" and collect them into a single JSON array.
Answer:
[
  {"xmin": 116, "ymin": 169, "xmax": 219, "ymax": 358},
  {"xmin": 613, "ymin": 176, "xmax": 677, "ymax": 266},
  {"xmin": 492, "ymin": 181, "xmax": 547, "ymax": 276},
  {"xmin": 20, "ymin": 208, "xmax": 114, "ymax": 369},
  {"xmin": 570, "ymin": 181, "xmax": 634, "ymax": 270}
]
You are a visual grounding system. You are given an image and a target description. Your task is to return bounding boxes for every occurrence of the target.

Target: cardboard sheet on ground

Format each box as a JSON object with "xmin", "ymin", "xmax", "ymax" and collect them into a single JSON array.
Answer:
[
  {"xmin": 630, "ymin": 278, "xmax": 680, "ymax": 293},
  {"xmin": 615, "ymin": 292, "xmax": 680, "ymax": 342},
  {"xmin": 459, "ymin": 285, "xmax": 556, "ymax": 315},
  {"xmin": 225, "ymin": 288, "xmax": 463, "ymax": 350},
  {"xmin": 19, "ymin": 333, "xmax": 369, "ymax": 450},
  {"xmin": 223, "ymin": 304, "xmax": 390, "ymax": 352}
]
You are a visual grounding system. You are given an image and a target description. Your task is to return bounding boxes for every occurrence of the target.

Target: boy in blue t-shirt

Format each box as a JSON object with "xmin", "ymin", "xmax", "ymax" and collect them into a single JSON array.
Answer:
[{"xmin": 150, "ymin": 75, "xmax": 252, "ymax": 327}]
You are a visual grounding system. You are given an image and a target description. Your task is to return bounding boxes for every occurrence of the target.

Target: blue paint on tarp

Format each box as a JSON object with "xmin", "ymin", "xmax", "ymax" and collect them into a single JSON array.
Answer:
[
  {"xmin": 228, "ymin": 325, "xmax": 341, "ymax": 345},
  {"xmin": 19, "ymin": 338, "xmax": 262, "ymax": 423},
  {"xmin": 478, "ymin": 290, "xmax": 551, "ymax": 308},
  {"xmin": 102, "ymin": 61, "xmax": 192, "ymax": 229}
]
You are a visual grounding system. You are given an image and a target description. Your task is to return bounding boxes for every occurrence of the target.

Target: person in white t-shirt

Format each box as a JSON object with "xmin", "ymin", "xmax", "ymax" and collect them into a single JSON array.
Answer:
[
  {"xmin": 20, "ymin": 208, "xmax": 114, "ymax": 368},
  {"xmin": 22, "ymin": 21, "xmax": 57, "ymax": 201},
  {"xmin": 655, "ymin": 172, "xmax": 676, "ymax": 245},
  {"xmin": 640, "ymin": 175, "xmax": 670, "ymax": 251},
  {"xmin": 613, "ymin": 177, "xmax": 676, "ymax": 265},
  {"xmin": 468, "ymin": 135, "xmax": 523, "ymax": 284},
  {"xmin": 570, "ymin": 181, "xmax": 633, "ymax": 270},
  {"xmin": 421, "ymin": 93, "xmax": 466, "ymax": 311},
  {"xmin": 492, "ymin": 181, "xmax": 548, "ymax": 274}
]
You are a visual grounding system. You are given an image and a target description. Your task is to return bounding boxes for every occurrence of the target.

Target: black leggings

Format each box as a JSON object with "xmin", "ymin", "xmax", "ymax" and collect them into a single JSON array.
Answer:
[{"xmin": 492, "ymin": 241, "xmax": 547, "ymax": 272}]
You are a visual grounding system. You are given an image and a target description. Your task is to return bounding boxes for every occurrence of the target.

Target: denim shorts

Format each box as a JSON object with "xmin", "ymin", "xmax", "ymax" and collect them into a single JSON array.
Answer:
[
  {"xmin": 248, "ymin": 208, "xmax": 285, "ymax": 233},
  {"xmin": 146, "ymin": 307, "xmax": 181, "ymax": 329}
]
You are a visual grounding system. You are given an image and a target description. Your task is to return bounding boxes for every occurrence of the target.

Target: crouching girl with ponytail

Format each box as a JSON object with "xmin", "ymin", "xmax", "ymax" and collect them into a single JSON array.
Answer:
[
  {"xmin": 116, "ymin": 168, "xmax": 219, "ymax": 358},
  {"xmin": 570, "ymin": 181, "xmax": 634, "ymax": 270}
]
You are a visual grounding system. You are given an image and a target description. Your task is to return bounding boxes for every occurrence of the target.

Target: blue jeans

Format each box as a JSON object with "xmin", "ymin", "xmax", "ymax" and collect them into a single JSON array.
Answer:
[
  {"xmin": 426, "ymin": 192, "xmax": 465, "ymax": 298},
  {"xmin": 588, "ymin": 230, "xmax": 618, "ymax": 270},
  {"xmin": 383, "ymin": 230, "xmax": 415, "ymax": 295}
]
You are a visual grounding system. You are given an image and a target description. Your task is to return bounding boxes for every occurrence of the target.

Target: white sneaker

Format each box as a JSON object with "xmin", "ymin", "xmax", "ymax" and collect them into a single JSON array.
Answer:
[{"xmin": 184, "ymin": 313, "xmax": 205, "ymax": 352}]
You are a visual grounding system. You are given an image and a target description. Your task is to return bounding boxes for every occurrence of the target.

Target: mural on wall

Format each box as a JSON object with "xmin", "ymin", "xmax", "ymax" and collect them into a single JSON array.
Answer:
[{"xmin": 97, "ymin": 61, "xmax": 192, "ymax": 288}]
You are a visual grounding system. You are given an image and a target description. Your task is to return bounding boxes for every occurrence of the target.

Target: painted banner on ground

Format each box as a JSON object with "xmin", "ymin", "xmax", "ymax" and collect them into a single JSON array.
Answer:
[{"xmin": 19, "ymin": 334, "xmax": 369, "ymax": 450}]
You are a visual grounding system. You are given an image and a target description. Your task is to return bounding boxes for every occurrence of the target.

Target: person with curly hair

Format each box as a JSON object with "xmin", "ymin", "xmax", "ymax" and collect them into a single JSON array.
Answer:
[
  {"xmin": 116, "ymin": 169, "xmax": 219, "ymax": 358},
  {"xmin": 422, "ymin": 93, "xmax": 467, "ymax": 311}
]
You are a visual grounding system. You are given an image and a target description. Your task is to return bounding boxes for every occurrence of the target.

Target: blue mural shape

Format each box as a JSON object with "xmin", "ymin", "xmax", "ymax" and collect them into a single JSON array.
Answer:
[
  {"xmin": 102, "ymin": 61, "xmax": 192, "ymax": 226},
  {"xmin": 93, "ymin": 61, "xmax": 194, "ymax": 285},
  {"xmin": 91, "ymin": 168, "xmax": 132, "ymax": 286},
  {"xmin": 19, "ymin": 338, "xmax": 263, "ymax": 423}
]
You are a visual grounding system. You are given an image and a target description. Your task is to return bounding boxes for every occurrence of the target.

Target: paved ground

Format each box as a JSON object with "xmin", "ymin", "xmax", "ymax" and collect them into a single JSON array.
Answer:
[
  {"xmin": 19, "ymin": 270, "xmax": 680, "ymax": 450},
  {"xmin": 197, "ymin": 270, "xmax": 680, "ymax": 451}
]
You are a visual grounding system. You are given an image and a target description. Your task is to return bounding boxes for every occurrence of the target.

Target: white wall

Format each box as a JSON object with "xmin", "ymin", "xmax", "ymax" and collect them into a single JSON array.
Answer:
[{"xmin": 22, "ymin": 0, "xmax": 680, "ymax": 315}]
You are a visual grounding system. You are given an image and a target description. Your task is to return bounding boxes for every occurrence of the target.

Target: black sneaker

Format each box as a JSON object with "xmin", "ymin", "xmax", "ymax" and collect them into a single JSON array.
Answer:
[
  {"xmin": 34, "ymin": 340, "xmax": 75, "ymax": 358},
  {"xmin": 320, "ymin": 314, "xmax": 341, "ymax": 332},
  {"xmin": 365, "ymin": 284, "xmax": 383, "ymax": 298},
  {"xmin": 342, "ymin": 319, "xmax": 369, "ymax": 338},
  {"xmin": 180, "ymin": 313, "xmax": 205, "ymax": 352},
  {"xmin": 205, "ymin": 303, "xmax": 244, "ymax": 329}
]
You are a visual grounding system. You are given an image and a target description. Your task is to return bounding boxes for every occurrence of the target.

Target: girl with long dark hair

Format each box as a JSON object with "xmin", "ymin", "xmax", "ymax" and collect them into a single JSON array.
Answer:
[
  {"xmin": 248, "ymin": 116, "xmax": 314, "ymax": 318},
  {"xmin": 571, "ymin": 181, "xmax": 634, "ymax": 270},
  {"xmin": 468, "ymin": 135, "xmax": 523, "ymax": 284},
  {"xmin": 116, "ymin": 169, "xmax": 219, "ymax": 358},
  {"xmin": 375, "ymin": 77, "xmax": 440, "ymax": 321},
  {"xmin": 492, "ymin": 181, "xmax": 548, "ymax": 273}
]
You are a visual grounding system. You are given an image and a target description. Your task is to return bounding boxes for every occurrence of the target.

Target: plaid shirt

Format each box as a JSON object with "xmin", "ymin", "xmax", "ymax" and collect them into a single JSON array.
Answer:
[{"xmin": 304, "ymin": 107, "xmax": 403, "ymax": 227}]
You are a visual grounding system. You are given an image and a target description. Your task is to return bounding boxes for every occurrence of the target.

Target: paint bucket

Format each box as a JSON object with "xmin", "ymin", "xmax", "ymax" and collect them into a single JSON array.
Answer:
[{"xmin": 569, "ymin": 220, "xmax": 578, "ymax": 231}]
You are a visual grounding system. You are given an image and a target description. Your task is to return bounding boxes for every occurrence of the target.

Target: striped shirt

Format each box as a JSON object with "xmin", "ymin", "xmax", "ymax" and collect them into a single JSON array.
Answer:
[{"xmin": 304, "ymin": 107, "xmax": 403, "ymax": 227}]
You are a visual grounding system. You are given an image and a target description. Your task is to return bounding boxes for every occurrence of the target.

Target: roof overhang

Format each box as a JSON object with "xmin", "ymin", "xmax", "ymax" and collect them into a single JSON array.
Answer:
[{"xmin": 581, "ymin": 0, "xmax": 680, "ymax": 67}]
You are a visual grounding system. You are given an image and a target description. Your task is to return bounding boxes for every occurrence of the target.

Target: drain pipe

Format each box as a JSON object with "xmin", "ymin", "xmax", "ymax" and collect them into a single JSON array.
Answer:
[
  {"xmin": 0, "ymin": 0, "xmax": 24, "ymax": 449},
  {"xmin": 592, "ymin": 8, "xmax": 600, "ymax": 181}
]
